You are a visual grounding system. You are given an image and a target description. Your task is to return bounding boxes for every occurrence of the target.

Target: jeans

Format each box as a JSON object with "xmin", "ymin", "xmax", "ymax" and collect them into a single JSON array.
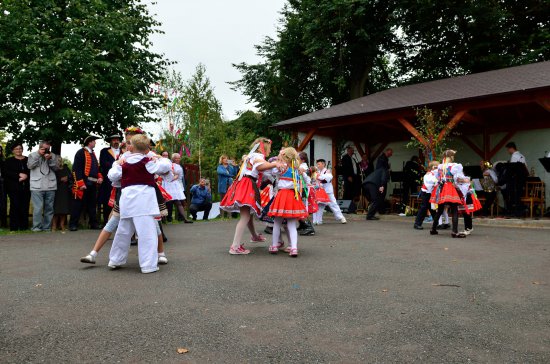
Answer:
[
  {"xmin": 31, "ymin": 190, "xmax": 55, "ymax": 231},
  {"xmin": 414, "ymin": 191, "xmax": 436, "ymax": 227},
  {"xmin": 190, "ymin": 202, "xmax": 212, "ymax": 220}
]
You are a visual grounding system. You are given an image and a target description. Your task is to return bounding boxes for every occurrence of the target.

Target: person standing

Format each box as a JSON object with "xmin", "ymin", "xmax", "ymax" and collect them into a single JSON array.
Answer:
[
  {"xmin": 163, "ymin": 153, "xmax": 193, "ymax": 223},
  {"xmin": 69, "ymin": 135, "xmax": 103, "ymax": 231},
  {"xmin": 312, "ymin": 159, "xmax": 346, "ymax": 224},
  {"xmin": 52, "ymin": 160, "xmax": 72, "ymax": 231},
  {"xmin": 505, "ymin": 142, "xmax": 528, "ymax": 217},
  {"xmin": 341, "ymin": 145, "xmax": 359, "ymax": 201},
  {"xmin": 98, "ymin": 133, "xmax": 121, "ymax": 224},
  {"xmin": 375, "ymin": 148, "xmax": 393, "ymax": 212},
  {"xmin": 3, "ymin": 141, "xmax": 31, "ymax": 231},
  {"xmin": 27, "ymin": 140, "xmax": 59, "ymax": 231},
  {"xmin": 217, "ymin": 155, "xmax": 237, "ymax": 218},
  {"xmin": 189, "ymin": 178, "xmax": 213, "ymax": 221},
  {"xmin": 413, "ymin": 161, "xmax": 439, "ymax": 230},
  {"xmin": 0, "ymin": 145, "xmax": 7, "ymax": 228},
  {"xmin": 403, "ymin": 155, "xmax": 423, "ymax": 205},
  {"xmin": 362, "ymin": 166, "xmax": 389, "ymax": 221}
]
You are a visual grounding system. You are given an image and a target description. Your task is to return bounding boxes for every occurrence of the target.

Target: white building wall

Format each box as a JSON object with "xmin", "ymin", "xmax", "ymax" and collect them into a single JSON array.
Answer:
[{"xmin": 300, "ymin": 128, "xmax": 550, "ymax": 205}]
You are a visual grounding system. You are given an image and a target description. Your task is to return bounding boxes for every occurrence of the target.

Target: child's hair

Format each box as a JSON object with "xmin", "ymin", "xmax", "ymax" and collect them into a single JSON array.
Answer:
[
  {"xmin": 442, "ymin": 149, "xmax": 456, "ymax": 163},
  {"xmin": 298, "ymin": 151, "xmax": 308, "ymax": 163},
  {"xmin": 250, "ymin": 137, "xmax": 272, "ymax": 156},
  {"xmin": 316, "ymin": 158, "xmax": 326, "ymax": 165},
  {"xmin": 130, "ymin": 134, "xmax": 150, "ymax": 153},
  {"xmin": 279, "ymin": 147, "xmax": 300, "ymax": 167},
  {"xmin": 428, "ymin": 161, "xmax": 440, "ymax": 170}
]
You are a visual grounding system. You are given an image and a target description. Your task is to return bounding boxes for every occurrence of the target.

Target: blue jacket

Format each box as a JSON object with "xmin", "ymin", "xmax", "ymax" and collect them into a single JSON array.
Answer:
[
  {"xmin": 190, "ymin": 184, "xmax": 212, "ymax": 205},
  {"xmin": 217, "ymin": 164, "xmax": 237, "ymax": 194}
]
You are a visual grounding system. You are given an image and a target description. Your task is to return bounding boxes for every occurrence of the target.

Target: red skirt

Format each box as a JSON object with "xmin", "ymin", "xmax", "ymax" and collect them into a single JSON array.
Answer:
[
  {"xmin": 220, "ymin": 177, "xmax": 261, "ymax": 216},
  {"xmin": 459, "ymin": 193, "xmax": 483, "ymax": 213},
  {"xmin": 314, "ymin": 187, "xmax": 331, "ymax": 204},
  {"xmin": 268, "ymin": 189, "xmax": 308, "ymax": 219},
  {"xmin": 307, "ymin": 187, "xmax": 319, "ymax": 213},
  {"xmin": 260, "ymin": 185, "xmax": 273, "ymax": 208},
  {"xmin": 430, "ymin": 182, "xmax": 461, "ymax": 205}
]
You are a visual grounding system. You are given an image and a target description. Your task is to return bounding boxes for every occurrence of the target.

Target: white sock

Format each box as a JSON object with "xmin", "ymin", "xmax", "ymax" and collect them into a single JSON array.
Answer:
[
  {"xmin": 90, "ymin": 251, "xmax": 98, "ymax": 257},
  {"xmin": 158, "ymin": 252, "xmax": 166, "ymax": 257}
]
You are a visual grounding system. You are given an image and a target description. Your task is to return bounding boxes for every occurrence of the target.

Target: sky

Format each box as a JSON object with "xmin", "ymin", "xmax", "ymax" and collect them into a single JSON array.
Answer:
[{"xmin": 59, "ymin": 0, "xmax": 287, "ymax": 159}]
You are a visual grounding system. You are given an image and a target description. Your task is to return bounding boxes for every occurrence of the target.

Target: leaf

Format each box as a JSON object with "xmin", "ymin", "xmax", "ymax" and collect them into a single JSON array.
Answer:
[
  {"xmin": 381, "ymin": 289, "xmax": 388, "ymax": 293},
  {"xmin": 532, "ymin": 281, "xmax": 546, "ymax": 285},
  {"xmin": 176, "ymin": 348, "xmax": 189, "ymax": 354}
]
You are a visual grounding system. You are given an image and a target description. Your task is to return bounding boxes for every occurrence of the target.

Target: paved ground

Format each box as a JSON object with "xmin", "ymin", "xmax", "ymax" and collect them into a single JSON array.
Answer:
[{"xmin": 1, "ymin": 215, "xmax": 549, "ymax": 363}]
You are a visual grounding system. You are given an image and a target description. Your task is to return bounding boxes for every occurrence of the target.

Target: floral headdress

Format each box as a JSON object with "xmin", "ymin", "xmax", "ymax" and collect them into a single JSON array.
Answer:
[{"xmin": 124, "ymin": 126, "xmax": 144, "ymax": 135}]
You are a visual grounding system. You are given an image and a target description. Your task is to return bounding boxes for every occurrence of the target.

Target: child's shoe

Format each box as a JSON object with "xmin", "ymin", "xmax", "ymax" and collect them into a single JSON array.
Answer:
[
  {"xmin": 288, "ymin": 248, "xmax": 299, "ymax": 257},
  {"xmin": 250, "ymin": 234, "xmax": 266, "ymax": 243},
  {"xmin": 158, "ymin": 255, "xmax": 168, "ymax": 265},
  {"xmin": 80, "ymin": 254, "xmax": 96, "ymax": 264},
  {"xmin": 229, "ymin": 244, "xmax": 251, "ymax": 255},
  {"xmin": 268, "ymin": 245, "xmax": 279, "ymax": 254}
]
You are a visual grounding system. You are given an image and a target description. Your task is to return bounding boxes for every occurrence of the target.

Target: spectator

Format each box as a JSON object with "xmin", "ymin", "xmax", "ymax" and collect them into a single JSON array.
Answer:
[
  {"xmin": 52, "ymin": 160, "xmax": 72, "ymax": 231},
  {"xmin": 163, "ymin": 153, "xmax": 193, "ymax": 223},
  {"xmin": 341, "ymin": 145, "xmax": 360, "ymax": 201},
  {"xmin": 189, "ymin": 177, "xmax": 212, "ymax": 221},
  {"xmin": 504, "ymin": 142, "xmax": 528, "ymax": 217},
  {"xmin": 69, "ymin": 135, "xmax": 103, "ymax": 231},
  {"xmin": 3, "ymin": 141, "xmax": 31, "ymax": 231},
  {"xmin": 375, "ymin": 148, "xmax": 393, "ymax": 213},
  {"xmin": 403, "ymin": 155, "xmax": 423, "ymax": 205},
  {"xmin": 217, "ymin": 154, "xmax": 237, "ymax": 218},
  {"xmin": 27, "ymin": 140, "xmax": 59, "ymax": 231},
  {"xmin": 98, "ymin": 133, "xmax": 122, "ymax": 224}
]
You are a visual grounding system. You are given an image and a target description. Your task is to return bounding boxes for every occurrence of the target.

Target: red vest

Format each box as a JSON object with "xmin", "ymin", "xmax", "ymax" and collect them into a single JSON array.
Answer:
[{"xmin": 121, "ymin": 157, "xmax": 156, "ymax": 189}]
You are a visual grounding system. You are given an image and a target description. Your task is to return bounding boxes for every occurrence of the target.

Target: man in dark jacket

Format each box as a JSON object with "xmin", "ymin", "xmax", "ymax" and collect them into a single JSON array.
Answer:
[
  {"xmin": 363, "ymin": 167, "xmax": 389, "ymax": 220},
  {"xmin": 189, "ymin": 178, "xmax": 213, "ymax": 221},
  {"xmin": 341, "ymin": 145, "xmax": 360, "ymax": 201},
  {"xmin": 98, "ymin": 133, "xmax": 121, "ymax": 224}
]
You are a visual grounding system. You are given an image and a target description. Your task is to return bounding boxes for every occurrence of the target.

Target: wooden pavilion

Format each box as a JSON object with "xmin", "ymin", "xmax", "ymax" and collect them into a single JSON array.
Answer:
[{"xmin": 274, "ymin": 61, "xmax": 550, "ymax": 193}]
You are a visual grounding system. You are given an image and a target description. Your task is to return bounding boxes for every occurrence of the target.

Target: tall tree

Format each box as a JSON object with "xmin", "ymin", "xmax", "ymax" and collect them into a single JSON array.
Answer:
[{"xmin": 0, "ymin": 0, "xmax": 169, "ymax": 153}]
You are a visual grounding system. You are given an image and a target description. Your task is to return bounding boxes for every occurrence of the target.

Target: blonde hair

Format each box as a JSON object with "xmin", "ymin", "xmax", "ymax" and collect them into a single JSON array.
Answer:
[
  {"xmin": 219, "ymin": 154, "xmax": 228, "ymax": 164},
  {"xmin": 428, "ymin": 161, "xmax": 440, "ymax": 170},
  {"xmin": 250, "ymin": 137, "xmax": 272, "ymax": 155},
  {"xmin": 279, "ymin": 147, "xmax": 300, "ymax": 167},
  {"xmin": 130, "ymin": 134, "xmax": 150, "ymax": 153}
]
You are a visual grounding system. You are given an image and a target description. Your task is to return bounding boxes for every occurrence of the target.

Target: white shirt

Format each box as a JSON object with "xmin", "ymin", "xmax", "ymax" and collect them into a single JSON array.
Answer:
[
  {"xmin": 108, "ymin": 153, "xmax": 171, "ymax": 218},
  {"xmin": 421, "ymin": 171, "xmax": 438, "ymax": 193},
  {"xmin": 242, "ymin": 152, "xmax": 266, "ymax": 179},
  {"xmin": 317, "ymin": 168, "xmax": 334, "ymax": 195},
  {"xmin": 299, "ymin": 162, "xmax": 311, "ymax": 184},
  {"xmin": 510, "ymin": 151, "xmax": 526, "ymax": 165},
  {"xmin": 111, "ymin": 147, "xmax": 120, "ymax": 158}
]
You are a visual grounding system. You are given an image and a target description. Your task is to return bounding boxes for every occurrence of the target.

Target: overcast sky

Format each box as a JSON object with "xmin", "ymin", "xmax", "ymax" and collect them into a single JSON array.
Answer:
[{"xmin": 58, "ymin": 0, "xmax": 286, "ymax": 158}]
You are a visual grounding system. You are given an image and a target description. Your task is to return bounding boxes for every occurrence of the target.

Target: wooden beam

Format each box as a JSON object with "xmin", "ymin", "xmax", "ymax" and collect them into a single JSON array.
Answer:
[
  {"xmin": 331, "ymin": 137, "xmax": 338, "ymax": 195},
  {"xmin": 462, "ymin": 112, "xmax": 484, "ymax": 124},
  {"xmin": 353, "ymin": 141, "xmax": 365, "ymax": 156},
  {"xmin": 460, "ymin": 135, "xmax": 484, "ymax": 159},
  {"xmin": 537, "ymin": 99, "xmax": 550, "ymax": 112},
  {"xmin": 296, "ymin": 128, "xmax": 317, "ymax": 151},
  {"xmin": 437, "ymin": 109, "xmax": 467, "ymax": 143},
  {"xmin": 488, "ymin": 131, "xmax": 516, "ymax": 160},
  {"xmin": 397, "ymin": 117, "xmax": 428, "ymax": 146},
  {"xmin": 371, "ymin": 142, "xmax": 389, "ymax": 161}
]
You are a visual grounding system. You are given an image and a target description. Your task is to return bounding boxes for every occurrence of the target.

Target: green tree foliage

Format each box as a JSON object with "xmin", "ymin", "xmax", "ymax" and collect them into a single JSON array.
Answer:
[
  {"xmin": 233, "ymin": 0, "xmax": 550, "ymax": 129},
  {"xmin": 396, "ymin": 0, "xmax": 550, "ymax": 83},
  {"xmin": 0, "ymin": 0, "xmax": 169, "ymax": 153}
]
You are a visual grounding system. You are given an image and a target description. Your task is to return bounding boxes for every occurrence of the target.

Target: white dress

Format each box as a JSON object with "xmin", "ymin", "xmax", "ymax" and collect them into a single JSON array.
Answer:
[{"xmin": 162, "ymin": 163, "xmax": 186, "ymax": 201}]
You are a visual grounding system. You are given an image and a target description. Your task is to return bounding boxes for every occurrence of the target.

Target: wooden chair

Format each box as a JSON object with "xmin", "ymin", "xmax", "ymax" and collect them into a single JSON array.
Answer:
[{"xmin": 521, "ymin": 182, "xmax": 545, "ymax": 218}]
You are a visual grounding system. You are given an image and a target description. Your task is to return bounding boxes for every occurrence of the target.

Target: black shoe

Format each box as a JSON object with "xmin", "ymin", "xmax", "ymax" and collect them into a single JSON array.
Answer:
[
  {"xmin": 430, "ymin": 229, "xmax": 438, "ymax": 235},
  {"xmin": 130, "ymin": 239, "xmax": 138, "ymax": 246},
  {"xmin": 69, "ymin": 226, "xmax": 78, "ymax": 231},
  {"xmin": 184, "ymin": 219, "xmax": 193, "ymax": 224},
  {"xmin": 413, "ymin": 224, "xmax": 424, "ymax": 230},
  {"xmin": 298, "ymin": 228, "xmax": 315, "ymax": 236},
  {"xmin": 442, "ymin": 223, "xmax": 450, "ymax": 229},
  {"xmin": 366, "ymin": 216, "xmax": 379, "ymax": 221},
  {"xmin": 264, "ymin": 226, "xmax": 273, "ymax": 235},
  {"xmin": 166, "ymin": 218, "xmax": 173, "ymax": 223},
  {"xmin": 452, "ymin": 232, "xmax": 466, "ymax": 238}
]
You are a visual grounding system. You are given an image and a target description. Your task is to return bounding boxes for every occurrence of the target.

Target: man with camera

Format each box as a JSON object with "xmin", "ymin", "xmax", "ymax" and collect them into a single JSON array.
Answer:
[
  {"xmin": 27, "ymin": 141, "xmax": 60, "ymax": 231},
  {"xmin": 189, "ymin": 177, "xmax": 212, "ymax": 221}
]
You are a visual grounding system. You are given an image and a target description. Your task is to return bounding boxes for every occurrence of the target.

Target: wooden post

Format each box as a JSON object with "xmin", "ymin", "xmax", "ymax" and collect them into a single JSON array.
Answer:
[
  {"xmin": 331, "ymin": 137, "xmax": 338, "ymax": 195},
  {"xmin": 297, "ymin": 128, "xmax": 317, "ymax": 152}
]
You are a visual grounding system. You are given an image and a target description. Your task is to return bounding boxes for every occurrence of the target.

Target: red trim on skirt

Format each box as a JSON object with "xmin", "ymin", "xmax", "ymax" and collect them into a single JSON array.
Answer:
[
  {"xmin": 268, "ymin": 189, "xmax": 308, "ymax": 219},
  {"xmin": 260, "ymin": 185, "xmax": 272, "ymax": 207},
  {"xmin": 430, "ymin": 182, "xmax": 462, "ymax": 204},
  {"xmin": 220, "ymin": 177, "xmax": 261, "ymax": 216},
  {"xmin": 314, "ymin": 187, "xmax": 331, "ymax": 204}
]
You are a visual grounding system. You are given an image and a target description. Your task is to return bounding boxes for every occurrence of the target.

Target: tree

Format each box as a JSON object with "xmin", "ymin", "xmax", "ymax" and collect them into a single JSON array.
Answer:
[{"xmin": 0, "ymin": 0, "xmax": 170, "ymax": 153}]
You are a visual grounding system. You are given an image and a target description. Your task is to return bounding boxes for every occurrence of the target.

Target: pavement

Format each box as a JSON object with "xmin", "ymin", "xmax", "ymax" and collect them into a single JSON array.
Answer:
[{"xmin": 1, "ymin": 215, "xmax": 549, "ymax": 363}]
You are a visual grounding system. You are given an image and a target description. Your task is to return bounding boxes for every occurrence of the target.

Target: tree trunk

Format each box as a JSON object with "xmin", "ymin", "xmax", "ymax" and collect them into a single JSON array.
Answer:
[{"xmin": 349, "ymin": 63, "xmax": 372, "ymax": 100}]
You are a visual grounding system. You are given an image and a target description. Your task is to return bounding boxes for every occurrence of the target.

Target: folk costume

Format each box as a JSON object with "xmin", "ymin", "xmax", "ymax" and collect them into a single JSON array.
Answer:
[
  {"xmin": 413, "ymin": 169, "xmax": 438, "ymax": 229},
  {"xmin": 429, "ymin": 160, "xmax": 465, "ymax": 237},
  {"xmin": 457, "ymin": 178, "xmax": 482, "ymax": 235},
  {"xmin": 69, "ymin": 137, "xmax": 103, "ymax": 230},
  {"xmin": 220, "ymin": 152, "xmax": 265, "ymax": 217},
  {"xmin": 312, "ymin": 167, "xmax": 345, "ymax": 224},
  {"xmin": 107, "ymin": 153, "xmax": 171, "ymax": 273},
  {"xmin": 98, "ymin": 136, "xmax": 121, "ymax": 223},
  {"xmin": 267, "ymin": 163, "xmax": 307, "ymax": 256}
]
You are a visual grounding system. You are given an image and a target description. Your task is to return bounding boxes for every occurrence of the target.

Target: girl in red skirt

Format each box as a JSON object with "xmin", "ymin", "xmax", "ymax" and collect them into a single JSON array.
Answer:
[
  {"xmin": 221, "ymin": 137, "xmax": 280, "ymax": 255},
  {"xmin": 429, "ymin": 149, "xmax": 470, "ymax": 238},
  {"xmin": 267, "ymin": 147, "xmax": 308, "ymax": 257}
]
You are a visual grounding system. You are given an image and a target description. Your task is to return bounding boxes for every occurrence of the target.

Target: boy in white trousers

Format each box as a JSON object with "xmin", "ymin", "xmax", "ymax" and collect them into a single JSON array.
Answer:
[
  {"xmin": 107, "ymin": 134, "xmax": 172, "ymax": 273},
  {"xmin": 312, "ymin": 159, "xmax": 346, "ymax": 224}
]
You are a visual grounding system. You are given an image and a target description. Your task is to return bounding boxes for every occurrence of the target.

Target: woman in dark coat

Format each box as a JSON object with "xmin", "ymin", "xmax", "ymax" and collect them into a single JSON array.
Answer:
[
  {"xmin": 2, "ymin": 141, "xmax": 31, "ymax": 231},
  {"xmin": 52, "ymin": 161, "xmax": 72, "ymax": 231}
]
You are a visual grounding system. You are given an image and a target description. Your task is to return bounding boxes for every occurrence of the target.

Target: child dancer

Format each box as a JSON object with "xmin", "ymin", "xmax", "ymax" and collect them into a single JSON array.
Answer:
[
  {"xmin": 221, "ymin": 137, "xmax": 279, "ymax": 255},
  {"xmin": 312, "ymin": 159, "xmax": 346, "ymax": 224},
  {"xmin": 267, "ymin": 147, "xmax": 308, "ymax": 257},
  {"xmin": 457, "ymin": 177, "xmax": 482, "ymax": 236},
  {"xmin": 413, "ymin": 161, "xmax": 439, "ymax": 230},
  {"xmin": 429, "ymin": 150, "xmax": 468, "ymax": 238},
  {"xmin": 296, "ymin": 152, "xmax": 316, "ymax": 235},
  {"xmin": 107, "ymin": 134, "xmax": 172, "ymax": 273}
]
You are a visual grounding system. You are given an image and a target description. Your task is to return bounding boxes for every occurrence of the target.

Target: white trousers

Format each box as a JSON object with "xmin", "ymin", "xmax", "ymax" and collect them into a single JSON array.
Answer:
[
  {"xmin": 109, "ymin": 215, "xmax": 159, "ymax": 273},
  {"xmin": 313, "ymin": 192, "xmax": 343, "ymax": 223}
]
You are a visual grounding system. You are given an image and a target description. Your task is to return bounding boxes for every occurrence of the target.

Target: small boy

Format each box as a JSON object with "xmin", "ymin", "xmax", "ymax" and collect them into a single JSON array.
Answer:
[
  {"xmin": 413, "ymin": 161, "xmax": 439, "ymax": 230},
  {"xmin": 312, "ymin": 159, "xmax": 346, "ymax": 224},
  {"xmin": 107, "ymin": 134, "xmax": 172, "ymax": 273}
]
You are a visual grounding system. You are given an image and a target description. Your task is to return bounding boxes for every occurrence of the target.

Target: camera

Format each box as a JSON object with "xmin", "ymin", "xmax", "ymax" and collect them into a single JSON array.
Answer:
[{"xmin": 44, "ymin": 149, "xmax": 51, "ymax": 155}]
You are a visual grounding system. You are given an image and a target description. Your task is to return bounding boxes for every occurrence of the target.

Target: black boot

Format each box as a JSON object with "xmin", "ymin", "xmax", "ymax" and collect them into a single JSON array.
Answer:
[
  {"xmin": 298, "ymin": 219, "xmax": 315, "ymax": 236},
  {"xmin": 158, "ymin": 221, "xmax": 168, "ymax": 242}
]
